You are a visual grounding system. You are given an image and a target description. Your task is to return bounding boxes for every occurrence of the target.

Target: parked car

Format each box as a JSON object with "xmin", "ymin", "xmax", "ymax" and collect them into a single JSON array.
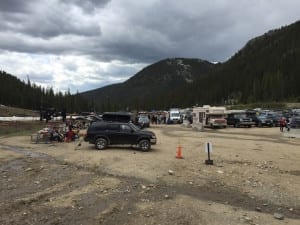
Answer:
[
  {"xmin": 84, "ymin": 121, "xmax": 157, "ymax": 151},
  {"xmin": 266, "ymin": 113, "xmax": 282, "ymax": 127},
  {"xmin": 226, "ymin": 112, "xmax": 255, "ymax": 128},
  {"xmin": 137, "ymin": 115, "xmax": 150, "ymax": 128},
  {"xmin": 289, "ymin": 115, "xmax": 300, "ymax": 128},
  {"xmin": 256, "ymin": 115, "xmax": 274, "ymax": 127},
  {"xmin": 246, "ymin": 110, "xmax": 259, "ymax": 125}
]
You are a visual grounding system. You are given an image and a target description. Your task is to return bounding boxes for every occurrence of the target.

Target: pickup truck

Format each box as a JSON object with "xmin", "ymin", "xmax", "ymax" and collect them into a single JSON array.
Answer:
[{"xmin": 226, "ymin": 112, "xmax": 255, "ymax": 128}]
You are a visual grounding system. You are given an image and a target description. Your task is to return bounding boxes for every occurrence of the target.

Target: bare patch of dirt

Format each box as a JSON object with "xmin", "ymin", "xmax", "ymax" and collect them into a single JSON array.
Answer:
[{"xmin": 0, "ymin": 125, "xmax": 300, "ymax": 225}]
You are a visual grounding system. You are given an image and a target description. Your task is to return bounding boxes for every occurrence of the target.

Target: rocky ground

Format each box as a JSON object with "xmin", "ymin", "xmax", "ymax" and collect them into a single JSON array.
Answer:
[{"xmin": 0, "ymin": 124, "xmax": 299, "ymax": 225}]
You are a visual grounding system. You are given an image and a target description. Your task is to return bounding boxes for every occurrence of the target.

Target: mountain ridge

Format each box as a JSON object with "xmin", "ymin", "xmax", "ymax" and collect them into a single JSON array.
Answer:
[
  {"xmin": 80, "ymin": 20, "xmax": 300, "ymax": 110},
  {"xmin": 80, "ymin": 58, "xmax": 217, "ymax": 110}
]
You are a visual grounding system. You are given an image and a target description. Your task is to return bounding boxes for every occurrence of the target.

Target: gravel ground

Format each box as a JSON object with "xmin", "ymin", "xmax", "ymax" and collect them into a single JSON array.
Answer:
[{"xmin": 0, "ymin": 124, "xmax": 299, "ymax": 225}]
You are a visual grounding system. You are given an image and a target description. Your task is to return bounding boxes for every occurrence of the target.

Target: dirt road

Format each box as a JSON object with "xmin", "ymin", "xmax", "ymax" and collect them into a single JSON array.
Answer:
[{"xmin": 0, "ymin": 125, "xmax": 299, "ymax": 225}]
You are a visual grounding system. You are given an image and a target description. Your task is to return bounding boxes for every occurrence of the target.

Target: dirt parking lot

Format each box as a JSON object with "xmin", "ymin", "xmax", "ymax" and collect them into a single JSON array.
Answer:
[{"xmin": 0, "ymin": 125, "xmax": 299, "ymax": 225}]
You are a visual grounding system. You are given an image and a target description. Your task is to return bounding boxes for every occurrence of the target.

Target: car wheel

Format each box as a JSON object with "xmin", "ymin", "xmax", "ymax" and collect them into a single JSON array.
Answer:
[
  {"xmin": 258, "ymin": 122, "xmax": 262, "ymax": 127},
  {"xmin": 139, "ymin": 139, "xmax": 150, "ymax": 151},
  {"xmin": 234, "ymin": 122, "xmax": 240, "ymax": 128},
  {"xmin": 95, "ymin": 138, "xmax": 107, "ymax": 150}
]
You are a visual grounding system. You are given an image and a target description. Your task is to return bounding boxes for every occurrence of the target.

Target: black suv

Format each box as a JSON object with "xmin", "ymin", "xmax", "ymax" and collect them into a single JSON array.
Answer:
[{"xmin": 84, "ymin": 121, "xmax": 157, "ymax": 151}]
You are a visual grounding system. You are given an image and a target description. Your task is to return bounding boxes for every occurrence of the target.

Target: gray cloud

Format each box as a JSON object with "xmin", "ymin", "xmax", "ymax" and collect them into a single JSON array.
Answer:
[
  {"xmin": 1, "ymin": 0, "xmax": 299, "ymax": 62},
  {"xmin": 0, "ymin": 0, "xmax": 32, "ymax": 13},
  {"xmin": 61, "ymin": 0, "xmax": 111, "ymax": 12},
  {"xmin": 0, "ymin": 1, "xmax": 102, "ymax": 39},
  {"xmin": 0, "ymin": 0, "xmax": 299, "ymax": 93}
]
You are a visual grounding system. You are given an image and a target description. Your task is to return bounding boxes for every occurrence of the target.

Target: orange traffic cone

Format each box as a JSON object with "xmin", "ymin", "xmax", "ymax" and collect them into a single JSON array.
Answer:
[{"xmin": 176, "ymin": 145, "xmax": 183, "ymax": 159}]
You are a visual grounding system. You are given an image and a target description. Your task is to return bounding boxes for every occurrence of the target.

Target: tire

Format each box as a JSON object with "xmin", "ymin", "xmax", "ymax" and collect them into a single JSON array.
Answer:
[
  {"xmin": 258, "ymin": 122, "xmax": 262, "ymax": 127},
  {"xmin": 234, "ymin": 122, "xmax": 240, "ymax": 128},
  {"xmin": 138, "ymin": 139, "xmax": 150, "ymax": 151},
  {"xmin": 95, "ymin": 138, "xmax": 107, "ymax": 150}
]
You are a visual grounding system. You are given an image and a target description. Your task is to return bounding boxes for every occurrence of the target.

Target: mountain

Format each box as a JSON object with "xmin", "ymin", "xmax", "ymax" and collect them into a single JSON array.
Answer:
[
  {"xmin": 82, "ymin": 20, "xmax": 300, "ymax": 110},
  {"xmin": 187, "ymin": 20, "xmax": 300, "ymax": 105},
  {"xmin": 81, "ymin": 58, "xmax": 216, "ymax": 110}
]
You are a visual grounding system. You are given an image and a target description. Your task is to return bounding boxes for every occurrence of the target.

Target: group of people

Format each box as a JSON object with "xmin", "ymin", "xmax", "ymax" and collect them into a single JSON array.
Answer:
[
  {"xmin": 150, "ymin": 114, "xmax": 167, "ymax": 124},
  {"xmin": 279, "ymin": 117, "xmax": 290, "ymax": 132},
  {"xmin": 48, "ymin": 125, "xmax": 77, "ymax": 142}
]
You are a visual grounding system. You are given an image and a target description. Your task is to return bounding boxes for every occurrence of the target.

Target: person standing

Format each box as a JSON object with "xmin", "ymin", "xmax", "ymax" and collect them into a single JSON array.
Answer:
[
  {"xmin": 61, "ymin": 108, "xmax": 67, "ymax": 122},
  {"xmin": 279, "ymin": 117, "xmax": 286, "ymax": 132}
]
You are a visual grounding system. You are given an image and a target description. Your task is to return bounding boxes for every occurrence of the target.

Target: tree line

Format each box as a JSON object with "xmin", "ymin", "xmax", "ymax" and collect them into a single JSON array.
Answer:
[{"xmin": 0, "ymin": 71, "xmax": 90, "ymax": 113}]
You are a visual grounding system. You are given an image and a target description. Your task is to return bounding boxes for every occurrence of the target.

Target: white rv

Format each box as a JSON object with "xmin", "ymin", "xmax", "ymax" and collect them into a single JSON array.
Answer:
[
  {"xmin": 203, "ymin": 105, "xmax": 227, "ymax": 128},
  {"xmin": 192, "ymin": 105, "xmax": 227, "ymax": 129}
]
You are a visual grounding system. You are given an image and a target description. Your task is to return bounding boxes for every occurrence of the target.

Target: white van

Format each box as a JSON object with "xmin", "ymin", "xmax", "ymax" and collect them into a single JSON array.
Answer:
[{"xmin": 169, "ymin": 108, "xmax": 181, "ymax": 124}]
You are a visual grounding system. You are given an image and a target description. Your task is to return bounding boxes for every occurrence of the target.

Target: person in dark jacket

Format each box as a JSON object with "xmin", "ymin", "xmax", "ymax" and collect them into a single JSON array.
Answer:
[{"xmin": 62, "ymin": 108, "xmax": 67, "ymax": 122}]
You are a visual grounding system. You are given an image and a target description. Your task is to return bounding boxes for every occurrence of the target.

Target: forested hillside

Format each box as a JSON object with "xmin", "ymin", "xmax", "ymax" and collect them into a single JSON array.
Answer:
[
  {"xmin": 81, "ymin": 58, "xmax": 216, "ymax": 110},
  {"xmin": 81, "ymin": 20, "xmax": 300, "ymax": 110},
  {"xmin": 186, "ymin": 20, "xmax": 300, "ymax": 105},
  {"xmin": 0, "ymin": 71, "xmax": 88, "ymax": 113}
]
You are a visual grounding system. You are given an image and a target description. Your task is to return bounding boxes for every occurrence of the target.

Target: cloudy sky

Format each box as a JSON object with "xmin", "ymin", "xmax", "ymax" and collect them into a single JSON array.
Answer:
[{"xmin": 0, "ymin": 0, "xmax": 299, "ymax": 94}]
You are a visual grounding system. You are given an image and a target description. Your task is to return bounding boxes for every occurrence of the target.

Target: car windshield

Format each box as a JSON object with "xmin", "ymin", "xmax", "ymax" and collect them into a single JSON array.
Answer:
[
  {"xmin": 258, "ymin": 115, "xmax": 267, "ymax": 119},
  {"xmin": 210, "ymin": 114, "xmax": 224, "ymax": 119},
  {"xmin": 235, "ymin": 114, "xmax": 247, "ymax": 118}
]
